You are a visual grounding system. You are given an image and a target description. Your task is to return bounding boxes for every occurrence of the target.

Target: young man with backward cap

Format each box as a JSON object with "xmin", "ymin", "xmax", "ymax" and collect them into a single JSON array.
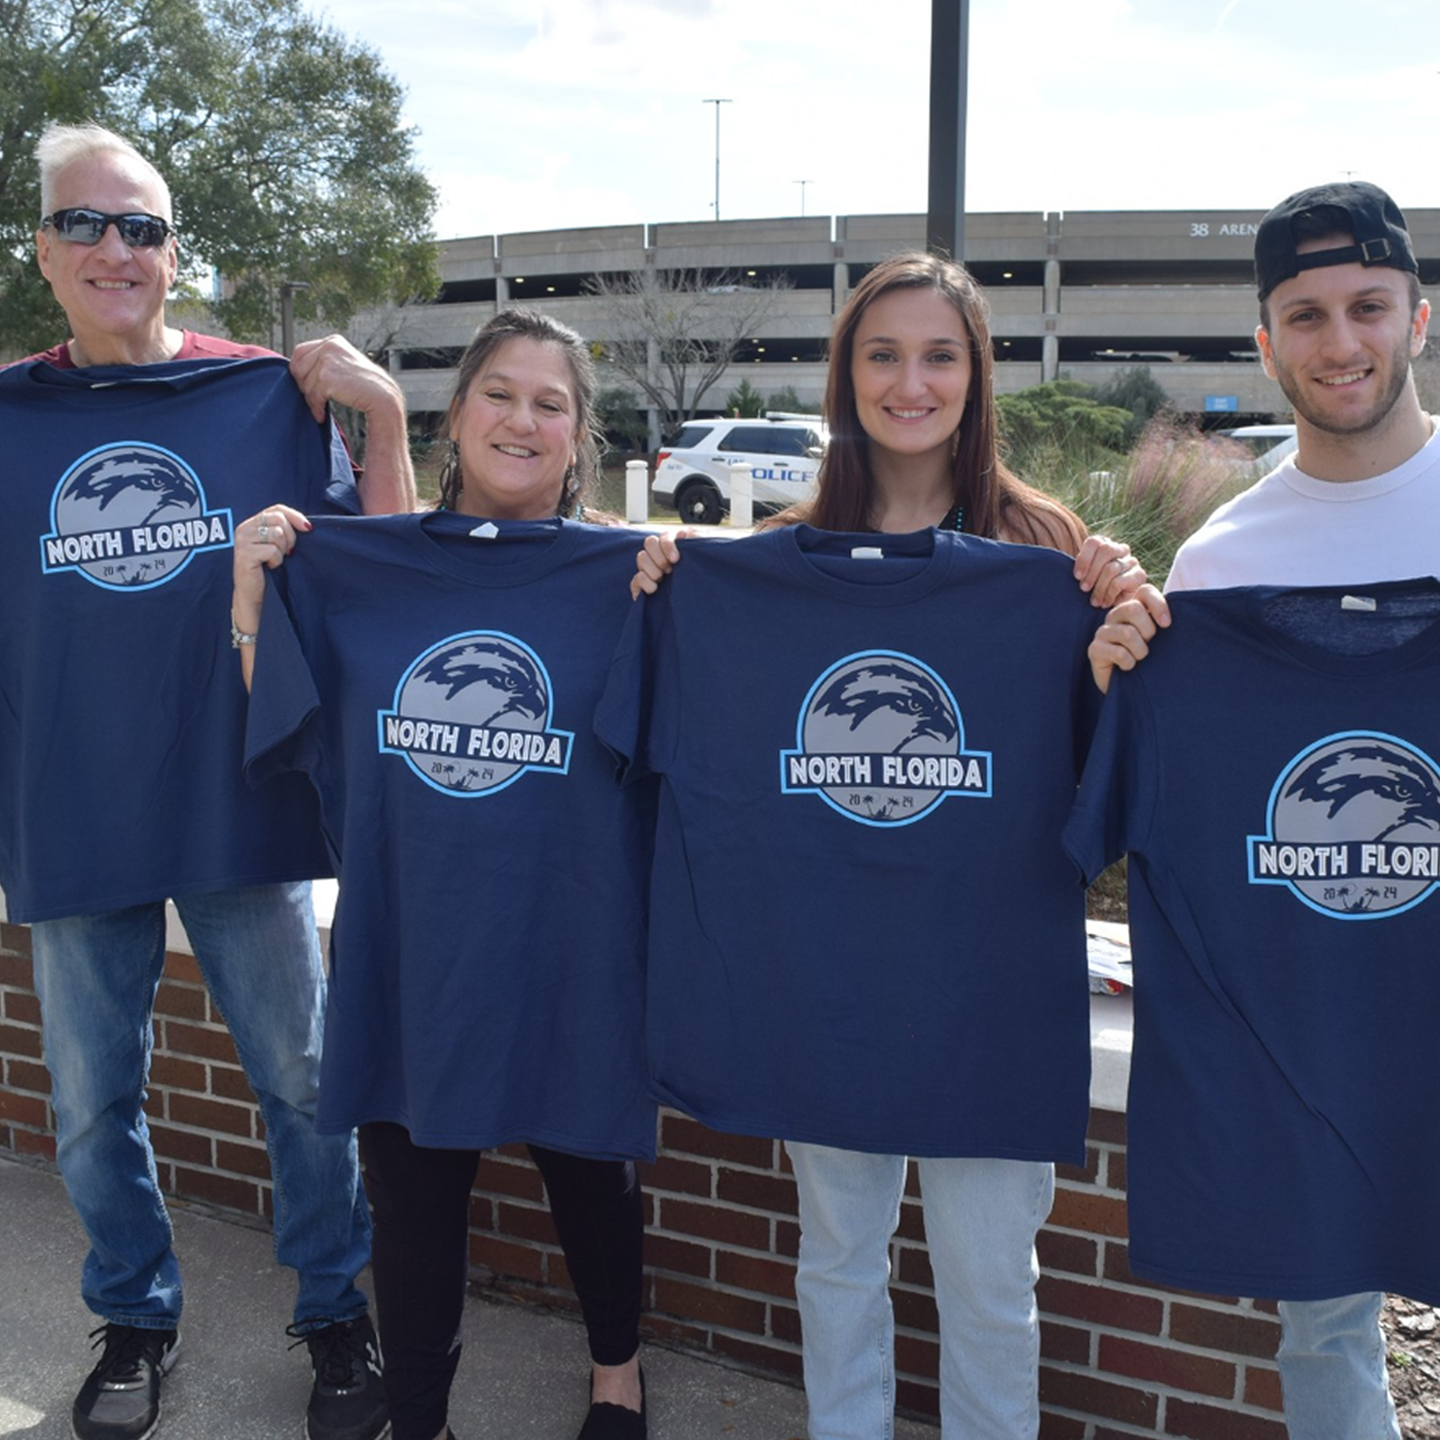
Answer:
[{"xmin": 1089, "ymin": 181, "xmax": 1437, "ymax": 1440}]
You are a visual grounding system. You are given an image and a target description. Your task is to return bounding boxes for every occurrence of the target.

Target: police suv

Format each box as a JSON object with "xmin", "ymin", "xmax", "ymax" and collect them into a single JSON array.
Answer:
[{"xmin": 651, "ymin": 413, "xmax": 827, "ymax": 525}]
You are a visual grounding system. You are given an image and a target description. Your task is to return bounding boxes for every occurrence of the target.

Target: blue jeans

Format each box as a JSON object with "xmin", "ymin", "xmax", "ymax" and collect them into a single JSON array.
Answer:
[
  {"xmin": 30, "ymin": 882, "xmax": 371, "ymax": 1332},
  {"xmin": 787, "ymin": 1142, "xmax": 1053, "ymax": 1440},
  {"xmin": 1277, "ymin": 1293, "xmax": 1401, "ymax": 1440}
]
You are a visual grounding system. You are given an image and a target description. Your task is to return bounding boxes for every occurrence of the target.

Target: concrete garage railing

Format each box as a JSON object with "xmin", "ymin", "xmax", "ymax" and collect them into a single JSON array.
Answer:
[{"xmin": 0, "ymin": 892, "xmax": 1285, "ymax": 1438}]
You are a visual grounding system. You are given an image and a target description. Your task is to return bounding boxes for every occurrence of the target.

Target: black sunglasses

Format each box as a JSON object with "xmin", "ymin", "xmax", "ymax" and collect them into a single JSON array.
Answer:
[{"xmin": 41, "ymin": 207, "xmax": 174, "ymax": 248}]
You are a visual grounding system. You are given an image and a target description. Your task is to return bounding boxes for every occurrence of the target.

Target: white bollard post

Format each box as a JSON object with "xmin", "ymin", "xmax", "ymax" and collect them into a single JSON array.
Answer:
[
  {"xmin": 625, "ymin": 459, "xmax": 649, "ymax": 523},
  {"xmin": 729, "ymin": 461, "xmax": 753, "ymax": 530}
]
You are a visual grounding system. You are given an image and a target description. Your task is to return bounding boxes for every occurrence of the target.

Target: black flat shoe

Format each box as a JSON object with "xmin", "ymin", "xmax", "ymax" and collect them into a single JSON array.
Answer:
[{"xmin": 576, "ymin": 1369, "xmax": 646, "ymax": 1440}]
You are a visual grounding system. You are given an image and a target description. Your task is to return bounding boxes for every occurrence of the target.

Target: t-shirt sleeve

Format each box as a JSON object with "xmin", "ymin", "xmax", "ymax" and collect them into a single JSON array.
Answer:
[
  {"xmin": 244, "ymin": 569, "xmax": 322, "ymax": 786},
  {"xmin": 1062, "ymin": 671, "xmax": 1155, "ymax": 883},
  {"xmin": 594, "ymin": 585, "xmax": 680, "ymax": 783},
  {"xmin": 322, "ymin": 418, "xmax": 362, "ymax": 514}
]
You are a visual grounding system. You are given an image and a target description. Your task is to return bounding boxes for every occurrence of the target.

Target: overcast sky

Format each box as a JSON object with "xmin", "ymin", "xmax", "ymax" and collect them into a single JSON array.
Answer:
[{"xmin": 313, "ymin": 0, "xmax": 1440, "ymax": 241}]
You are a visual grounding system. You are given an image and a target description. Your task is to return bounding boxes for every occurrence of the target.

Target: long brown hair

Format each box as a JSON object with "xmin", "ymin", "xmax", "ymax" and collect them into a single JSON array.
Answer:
[
  {"xmin": 436, "ymin": 307, "xmax": 602, "ymax": 518},
  {"xmin": 784, "ymin": 252, "xmax": 1085, "ymax": 554}
]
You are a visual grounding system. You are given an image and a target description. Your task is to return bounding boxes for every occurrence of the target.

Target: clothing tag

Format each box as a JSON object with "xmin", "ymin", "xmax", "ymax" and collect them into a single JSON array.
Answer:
[
  {"xmin": 468, "ymin": 522, "xmax": 500, "ymax": 540},
  {"xmin": 1340, "ymin": 594, "xmax": 1377, "ymax": 612},
  {"xmin": 850, "ymin": 546, "xmax": 886, "ymax": 560}
]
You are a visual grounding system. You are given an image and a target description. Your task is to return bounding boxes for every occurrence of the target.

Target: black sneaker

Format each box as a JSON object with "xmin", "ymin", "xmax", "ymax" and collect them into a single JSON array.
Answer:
[
  {"xmin": 72, "ymin": 1324, "xmax": 180, "ymax": 1440},
  {"xmin": 290, "ymin": 1314, "xmax": 388, "ymax": 1440}
]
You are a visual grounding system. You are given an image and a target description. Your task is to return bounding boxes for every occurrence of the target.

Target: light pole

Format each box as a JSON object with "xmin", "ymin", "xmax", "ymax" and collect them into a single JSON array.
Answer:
[
  {"xmin": 794, "ymin": 179, "xmax": 812, "ymax": 217},
  {"xmin": 702, "ymin": 98, "xmax": 731, "ymax": 220},
  {"xmin": 279, "ymin": 280, "xmax": 310, "ymax": 357}
]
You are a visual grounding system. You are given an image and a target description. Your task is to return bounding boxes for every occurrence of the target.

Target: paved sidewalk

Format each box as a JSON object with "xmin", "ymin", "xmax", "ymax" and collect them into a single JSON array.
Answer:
[{"xmin": 0, "ymin": 1154, "xmax": 935, "ymax": 1440}]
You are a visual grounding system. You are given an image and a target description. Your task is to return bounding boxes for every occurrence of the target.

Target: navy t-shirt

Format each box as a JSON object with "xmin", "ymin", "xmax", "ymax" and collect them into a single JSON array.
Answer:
[
  {"xmin": 245, "ymin": 512, "xmax": 658, "ymax": 1159},
  {"xmin": 1065, "ymin": 580, "xmax": 1440, "ymax": 1302},
  {"xmin": 597, "ymin": 525, "xmax": 1101, "ymax": 1161},
  {"xmin": 0, "ymin": 356, "xmax": 354, "ymax": 922}
]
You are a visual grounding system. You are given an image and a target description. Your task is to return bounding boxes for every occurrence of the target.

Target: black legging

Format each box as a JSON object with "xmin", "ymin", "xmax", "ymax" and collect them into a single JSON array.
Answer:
[{"xmin": 359, "ymin": 1121, "xmax": 644, "ymax": 1440}]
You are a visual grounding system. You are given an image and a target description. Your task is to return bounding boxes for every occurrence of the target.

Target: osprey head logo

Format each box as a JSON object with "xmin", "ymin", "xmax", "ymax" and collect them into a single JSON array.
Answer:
[
  {"xmin": 1248, "ymin": 731, "xmax": 1440, "ymax": 918},
  {"xmin": 377, "ymin": 631, "xmax": 573, "ymax": 796},
  {"xmin": 780, "ymin": 650, "xmax": 991, "ymax": 826},
  {"xmin": 40, "ymin": 442, "xmax": 233, "ymax": 589}
]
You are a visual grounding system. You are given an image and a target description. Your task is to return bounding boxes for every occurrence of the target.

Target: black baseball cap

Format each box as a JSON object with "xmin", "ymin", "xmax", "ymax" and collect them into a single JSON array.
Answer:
[{"xmin": 1254, "ymin": 181, "xmax": 1417, "ymax": 301}]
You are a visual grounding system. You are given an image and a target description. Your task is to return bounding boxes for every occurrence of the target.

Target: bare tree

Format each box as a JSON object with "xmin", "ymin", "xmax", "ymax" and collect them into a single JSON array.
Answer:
[{"xmin": 585, "ymin": 269, "xmax": 790, "ymax": 440}]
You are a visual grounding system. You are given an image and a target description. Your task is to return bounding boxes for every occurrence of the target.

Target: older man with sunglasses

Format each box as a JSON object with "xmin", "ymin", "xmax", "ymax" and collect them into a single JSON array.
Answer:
[{"xmin": 6, "ymin": 123, "xmax": 412, "ymax": 1440}]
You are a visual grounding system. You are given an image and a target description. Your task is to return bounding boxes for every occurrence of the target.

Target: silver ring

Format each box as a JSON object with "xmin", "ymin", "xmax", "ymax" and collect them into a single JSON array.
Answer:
[{"xmin": 257, "ymin": 523, "xmax": 271, "ymax": 542}]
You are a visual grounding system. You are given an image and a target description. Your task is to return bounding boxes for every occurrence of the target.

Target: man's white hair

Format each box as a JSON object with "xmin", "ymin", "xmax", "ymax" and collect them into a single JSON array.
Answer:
[{"xmin": 36, "ymin": 123, "xmax": 172, "ymax": 222}]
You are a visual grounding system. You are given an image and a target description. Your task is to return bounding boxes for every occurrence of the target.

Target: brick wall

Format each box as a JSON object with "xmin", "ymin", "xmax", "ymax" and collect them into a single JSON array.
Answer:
[{"xmin": 0, "ymin": 922, "xmax": 1285, "ymax": 1438}]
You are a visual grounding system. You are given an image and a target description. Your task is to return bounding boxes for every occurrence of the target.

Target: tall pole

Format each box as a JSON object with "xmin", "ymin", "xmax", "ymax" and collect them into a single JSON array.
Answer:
[
  {"xmin": 702, "ymin": 98, "xmax": 731, "ymax": 220},
  {"xmin": 927, "ymin": 0, "xmax": 969, "ymax": 259},
  {"xmin": 794, "ymin": 179, "xmax": 812, "ymax": 217}
]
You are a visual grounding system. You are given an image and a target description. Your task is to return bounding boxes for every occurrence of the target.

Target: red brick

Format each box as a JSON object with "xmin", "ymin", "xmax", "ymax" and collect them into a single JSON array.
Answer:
[
  {"xmin": 1056, "ymin": 1146, "xmax": 1100, "ymax": 1185},
  {"xmin": 1037, "ymin": 1275, "xmax": 1164, "ymax": 1335},
  {"xmin": 1037, "ymin": 1228, "xmax": 1099, "ymax": 1278},
  {"xmin": 215, "ymin": 1139, "xmax": 273, "ymax": 1180},
  {"xmin": 639, "ymin": 1153, "xmax": 713, "ymax": 1199},
  {"xmin": 639, "ymin": 1314, "xmax": 709, "ymax": 1349},
  {"xmin": 894, "ymin": 1331, "xmax": 939, "ymax": 1379},
  {"xmin": 1243, "ymin": 1362, "xmax": 1283, "ymax": 1412},
  {"xmin": 498, "ymin": 1200, "xmax": 560, "ymax": 1246},
  {"xmin": 895, "ymin": 1377, "xmax": 940, "ymax": 1420},
  {"xmin": 1165, "ymin": 1397, "xmax": 1288, "ymax": 1440},
  {"xmin": 208, "ymin": 1065, "xmax": 258, "ymax": 1104},
  {"xmin": 716, "ymin": 1167, "xmax": 796, "ymax": 1215},
  {"xmin": 655, "ymin": 1198, "xmax": 770, "ymax": 1250},
  {"xmin": 465, "ymin": 1192, "xmax": 496, "ymax": 1231},
  {"xmin": 3, "ymin": 990, "xmax": 40, "ymax": 1025},
  {"xmin": 0, "ymin": 925, "xmax": 34, "ymax": 958},
  {"xmin": 158, "ymin": 1021, "xmax": 238, "ymax": 1064},
  {"xmin": 154, "ymin": 983, "xmax": 207, "ymax": 1021},
  {"xmin": 1046, "ymin": 1186, "xmax": 1128, "ymax": 1238},
  {"xmin": 149, "ymin": 1054, "xmax": 207, "ymax": 1092},
  {"xmin": 644, "ymin": 1233, "xmax": 712, "ymax": 1280},
  {"xmin": 5, "ymin": 1058, "xmax": 51, "ymax": 1094},
  {"xmin": 771, "ymin": 1302, "xmax": 802, "ymax": 1346},
  {"xmin": 174, "ymin": 1166, "xmax": 262, "ymax": 1214},
  {"xmin": 0, "ymin": 1022, "xmax": 42, "ymax": 1059},
  {"xmin": 14, "ymin": 1128, "xmax": 56, "ymax": 1160},
  {"xmin": 651, "ymin": 1276, "xmax": 766, "ymax": 1333},
  {"xmin": 474, "ymin": 1154, "xmax": 545, "ymax": 1203},
  {"xmin": 1087, "ymin": 1110, "xmax": 1126, "ymax": 1146},
  {"xmin": 895, "ymin": 1244, "xmax": 933, "ymax": 1288},
  {"xmin": 715, "ymin": 1250, "xmax": 796, "ymax": 1300},
  {"xmin": 710, "ymin": 1331, "xmax": 803, "ymax": 1380},
  {"xmin": 1103, "ymin": 1146, "xmax": 1127, "ymax": 1192},
  {"xmin": 1040, "ymin": 1320, "xmax": 1093, "ymax": 1366},
  {"xmin": 1168, "ymin": 1302, "xmax": 1281, "ymax": 1360},
  {"xmin": 895, "ymin": 1198, "xmax": 926, "ymax": 1242},
  {"xmin": 775, "ymin": 1219, "xmax": 800, "ymax": 1258},
  {"xmin": 1099, "ymin": 1334, "xmax": 1238, "ymax": 1399},
  {"xmin": 162, "ymin": 952, "xmax": 203, "ymax": 985},
  {"xmin": 470, "ymin": 1235, "xmax": 544, "ymax": 1284},
  {"xmin": 0, "ymin": 1089, "xmax": 48, "ymax": 1127},
  {"xmin": 148, "ymin": 1121, "xmax": 213, "ymax": 1167},
  {"xmin": 167, "ymin": 1092, "xmax": 255, "ymax": 1138},
  {"xmin": 892, "ymin": 1286, "xmax": 938, "ymax": 1333},
  {"xmin": 658, "ymin": 1115, "xmax": 776, "ymax": 1170},
  {"xmin": 1037, "ymin": 1413, "xmax": 1087, "ymax": 1440},
  {"xmin": 1039, "ymin": 1366, "xmax": 1158, "ymax": 1427}
]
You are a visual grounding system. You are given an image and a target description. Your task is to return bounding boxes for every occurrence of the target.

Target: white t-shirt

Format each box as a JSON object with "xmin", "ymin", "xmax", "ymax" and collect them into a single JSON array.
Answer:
[{"xmin": 1166, "ymin": 419, "xmax": 1440, "ymax": 592}]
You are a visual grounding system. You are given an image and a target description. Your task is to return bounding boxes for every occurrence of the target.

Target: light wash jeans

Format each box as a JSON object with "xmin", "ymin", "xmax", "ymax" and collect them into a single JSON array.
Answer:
[
  {"xmin": 1277, "ymin": 1293, "xmax": 1401, "ymax": 1440},
  {"xmin": 787, "ymin": 1142, "xmax": 1054, "ymax": 1440},
  {"xmin": 30, "ymin": 882, "xmax": 371, "ymax": 1333}
]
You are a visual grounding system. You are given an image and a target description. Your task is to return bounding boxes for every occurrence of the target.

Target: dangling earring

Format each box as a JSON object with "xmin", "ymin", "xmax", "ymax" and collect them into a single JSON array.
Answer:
[{"xmin": 557, "ymin": 459, "xmax": 577, "ymax": 518}]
